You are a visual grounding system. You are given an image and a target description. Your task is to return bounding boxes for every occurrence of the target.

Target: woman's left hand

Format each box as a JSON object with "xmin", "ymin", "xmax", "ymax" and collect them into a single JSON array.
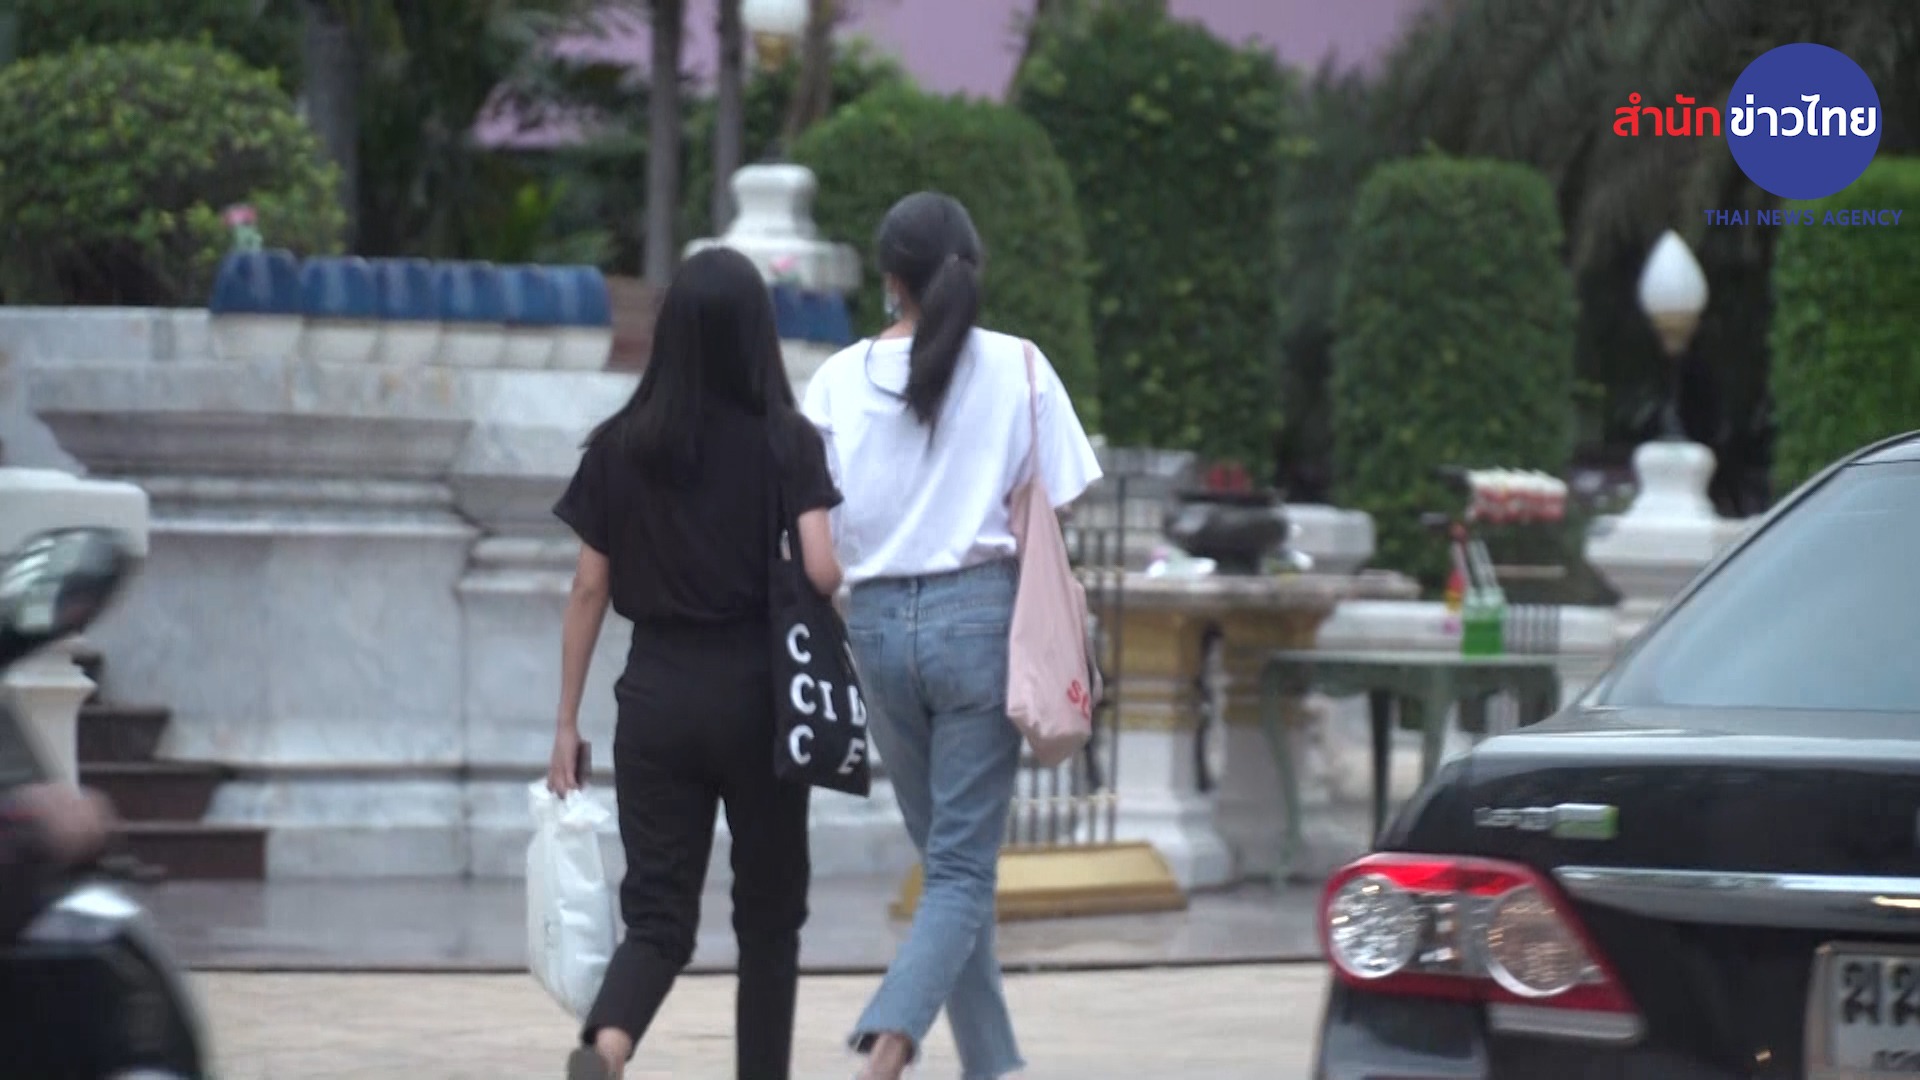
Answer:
[{"xmin": 547, "ymin": 726, "xmax": 584, "ymax": 795}]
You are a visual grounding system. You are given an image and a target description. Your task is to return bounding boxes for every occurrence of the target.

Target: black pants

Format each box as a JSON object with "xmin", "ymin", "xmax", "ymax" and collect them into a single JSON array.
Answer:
[{"xmin": 583, "ymin": 621, "xmax": 811, "ymax": 1080}]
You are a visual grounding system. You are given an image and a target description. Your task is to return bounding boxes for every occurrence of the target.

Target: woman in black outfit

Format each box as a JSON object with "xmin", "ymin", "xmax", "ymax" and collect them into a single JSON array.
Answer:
[{"xmin": 546, "ymin": 247, "xmax": 844, "ymax": 1080}]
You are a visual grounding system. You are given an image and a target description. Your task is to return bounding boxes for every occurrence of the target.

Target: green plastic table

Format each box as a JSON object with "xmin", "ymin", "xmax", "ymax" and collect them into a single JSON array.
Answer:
[{"xmin": 1258, "ymin": 650, "xmax": 1561, "ymax": 873}]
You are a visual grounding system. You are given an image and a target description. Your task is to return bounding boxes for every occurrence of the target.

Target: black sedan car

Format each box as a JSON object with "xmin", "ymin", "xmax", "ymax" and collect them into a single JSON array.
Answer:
[{"xmin": 1315, "ymin": 432, "xmax": 1920, "ymax": 1079}]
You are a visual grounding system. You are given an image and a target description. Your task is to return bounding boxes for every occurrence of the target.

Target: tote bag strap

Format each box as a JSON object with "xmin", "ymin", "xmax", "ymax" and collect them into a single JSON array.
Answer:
[
  {"xmin": 1020, "ymin": 338, "xmax": 1043, "ymax": 486},
  {"xmin": 764, "ymin": 417, "xmax": 807, "ymax": 588}
]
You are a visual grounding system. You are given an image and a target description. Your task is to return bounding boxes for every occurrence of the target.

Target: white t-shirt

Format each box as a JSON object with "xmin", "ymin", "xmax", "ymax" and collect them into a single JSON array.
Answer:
[{"xmin": 801, "ymin": 328, "xmax": 1103, "ymax": 585}]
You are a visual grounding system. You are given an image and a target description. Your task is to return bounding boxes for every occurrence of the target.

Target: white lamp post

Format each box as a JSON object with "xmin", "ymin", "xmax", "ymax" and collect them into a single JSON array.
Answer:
[
  {"xmin": 1587, "ymin": 229, "xmax": 1743, "ymax": 646},
  {"xmin": 1636, "ymin": 229, "xmax": 1709, "ymax": 439},
  {"xmin": 743, "ymin": 0, "xmax": 808, "ymax": 71}
]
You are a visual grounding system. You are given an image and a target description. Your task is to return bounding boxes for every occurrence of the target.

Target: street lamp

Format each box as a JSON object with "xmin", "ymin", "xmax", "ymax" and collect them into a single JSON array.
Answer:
[
  {"xmin": 1586, "ymin": 227, "xmax": 1729, "ymax": 646},
  {"xmin": 743, "ymin": 0, "xmax": 808, "ymax": 72},
  {"xmin": 1636, "ymin": 229, "xmax": 1709, "ymax": 440}
]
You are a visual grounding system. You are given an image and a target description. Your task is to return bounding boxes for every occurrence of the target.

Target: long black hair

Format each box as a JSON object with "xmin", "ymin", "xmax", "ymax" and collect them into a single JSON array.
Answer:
[
  {"xmin": 586, "ymin": 246, "xmax": 798, "ymax": 483},
  {"xmin": 876, "ymin": 191, "xmax": 984, "ymax": 428}
]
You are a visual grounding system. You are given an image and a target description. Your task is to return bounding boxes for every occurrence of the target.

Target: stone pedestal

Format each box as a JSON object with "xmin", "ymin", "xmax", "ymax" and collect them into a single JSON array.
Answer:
[
  {"xmin": 1104, "ymin": 580, "xmax": 1228, "ymax": 890},
  {"xmin": 1208, "ymin": 573, "xmax": 1417, "ymax": 881},
  {"xmin": 1585, "ymin": 440, "xmax": 1750, "ymax": 646},
  {"xmin": 31, "ymin": 356, "xmax": 478, "ymax": 876},
  {"xmin": 0, "ymin": 468, "xmax": 152, "ymax": 783},
  {"xmin": 1106, "ymin": 572, "xmax": 1414, "ymax": 888}
]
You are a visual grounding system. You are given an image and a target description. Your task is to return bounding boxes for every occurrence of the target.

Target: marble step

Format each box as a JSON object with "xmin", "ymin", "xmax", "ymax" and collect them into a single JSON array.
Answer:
[
  {"xmin": 78, "ymin": 702, "xmax": 170, "ymax": 764},
  {"xmin": 108, "ymin": 822, "xmax": 265, "ymax": 882},
  {"xmin": 81, "ymin": 761, "xmax": 227, "ymax": 821}
]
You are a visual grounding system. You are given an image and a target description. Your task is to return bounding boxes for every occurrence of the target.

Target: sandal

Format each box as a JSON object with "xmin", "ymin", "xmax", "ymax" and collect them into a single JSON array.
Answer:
[{"xmin": 566, "ymin": 1046, "xmax": 612, "ymax": 1080}]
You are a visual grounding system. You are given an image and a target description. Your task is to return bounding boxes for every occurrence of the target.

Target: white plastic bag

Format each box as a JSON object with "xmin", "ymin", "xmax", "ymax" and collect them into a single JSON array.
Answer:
[{"xmin": 526, "ymin": 781, "xmax": 618, "ymax": 1019}]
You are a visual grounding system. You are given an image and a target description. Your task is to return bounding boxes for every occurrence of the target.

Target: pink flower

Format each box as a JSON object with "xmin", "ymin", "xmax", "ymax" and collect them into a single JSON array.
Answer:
[{"xmin": 224, "ymin": 204, "xmax": 258, "ymax": 228}]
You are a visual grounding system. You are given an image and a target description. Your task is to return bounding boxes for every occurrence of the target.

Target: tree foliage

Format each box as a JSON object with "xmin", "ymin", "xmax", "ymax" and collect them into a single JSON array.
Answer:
[
  {"xmin": 9, "ymin": 0, "xmax": 303, "ymax": 84},
  {"xmin": 790, "ymin": 84, "xmax": 1100, "ymax": 426},
  {"xmin": 1015, "ymin": 0, "xmax": 1287, "ymax": 469},
  {"xmin": 1372, "ymin": 0, "xmax": 1920, "ymax": 501},
  {"xmin": 1332, "ymin": 156, "xmax": 1576, "ymax": 584},
  {"xmin": 1769, "ymin": 158, "xmax": 1920, "ymax": 491},
  {"xmin": 0, "ymin": 40, "xmax": 344, "ymax": 305}
]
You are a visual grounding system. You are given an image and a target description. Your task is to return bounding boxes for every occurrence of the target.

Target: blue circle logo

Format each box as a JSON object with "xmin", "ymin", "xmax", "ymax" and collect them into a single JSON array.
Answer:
[{"xmin": 1726, "ymin": 43, "xmax": 1881, "ymax": 201}]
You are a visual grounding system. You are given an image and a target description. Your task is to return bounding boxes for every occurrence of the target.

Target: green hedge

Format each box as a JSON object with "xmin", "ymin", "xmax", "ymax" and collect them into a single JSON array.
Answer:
[
  {"xmin": 790, "ymin": 84, "xmax": 1099, "ymax": 425},
  {"xmin": 1769, "ymin": 157, "xmax": 1920, "ymax": 491},
  {"xmin": 682, "ymin": 41, "xmax": 909, "ymax": 243},
  {"xmin": 1332, "ymin": 156, "xmax": 1576, "ymax": 584},
  {"xmin": 9, "ymin": 0, "xmax": 302, "ymax": 85},
  {"xmin": 0, "ymin": 41, "xmax": 344, "ymax": 306},
  {"xmin": 1015, "ymin": 0, "xmax": 1287, "ymax": 468}
]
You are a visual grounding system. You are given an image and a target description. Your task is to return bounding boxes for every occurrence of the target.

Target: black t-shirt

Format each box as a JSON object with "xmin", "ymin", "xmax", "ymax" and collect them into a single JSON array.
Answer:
[{"xmin": 552, "ymin": 404, "xmax": 842, "ymax": 627}]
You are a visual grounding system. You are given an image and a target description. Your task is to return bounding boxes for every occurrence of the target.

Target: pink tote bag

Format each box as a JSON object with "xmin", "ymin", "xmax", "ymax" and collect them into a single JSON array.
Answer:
[{"xmin": 1006, "ymin": 341, "xmax": 1100, "ymax": 767}]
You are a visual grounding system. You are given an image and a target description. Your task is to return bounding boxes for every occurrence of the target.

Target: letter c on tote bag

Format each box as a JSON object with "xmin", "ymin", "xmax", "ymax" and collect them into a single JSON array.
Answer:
[{"xmin": 1006, "ymin": 341, "xmax": 1099, "ymax": 767}]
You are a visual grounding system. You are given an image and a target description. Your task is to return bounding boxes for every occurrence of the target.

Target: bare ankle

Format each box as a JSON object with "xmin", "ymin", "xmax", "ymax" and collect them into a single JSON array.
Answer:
[
  {"xmin": 593, "ymin": 1028, "xmax": 633, "ymax": 1076},
  {"xmin": 862, "ymin": 1032, "xmax": 912, "ymax": 1077}
]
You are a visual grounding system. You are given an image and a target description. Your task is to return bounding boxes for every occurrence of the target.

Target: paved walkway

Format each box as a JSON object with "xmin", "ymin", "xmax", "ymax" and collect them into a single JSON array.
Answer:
[
  {"xmin": 151, "ymin": 878, "xmax": 1324, "ymax": 972},
  {"xmin": 198, "ymin": 965, "xmax": 1328, "ymax": 1079}
]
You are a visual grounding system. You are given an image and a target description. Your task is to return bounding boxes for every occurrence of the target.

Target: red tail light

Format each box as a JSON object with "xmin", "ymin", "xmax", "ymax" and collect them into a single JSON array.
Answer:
[{"xmin": 1320, "ymin": 853, "xmax": 1643, "ymax": 1044}]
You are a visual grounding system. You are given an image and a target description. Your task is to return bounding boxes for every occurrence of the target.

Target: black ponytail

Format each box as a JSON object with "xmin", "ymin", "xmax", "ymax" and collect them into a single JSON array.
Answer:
[
  {"xmin": 904, "ymin": 253, "xmax": 981, "ymax": 426},
  {"xmin": 875, "ymin": 192, "xmax": 985, "ymax": 430}
]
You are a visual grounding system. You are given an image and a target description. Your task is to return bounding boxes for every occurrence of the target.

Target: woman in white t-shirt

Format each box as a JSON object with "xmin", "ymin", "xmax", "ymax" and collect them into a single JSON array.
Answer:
[{"xmin": 802, "ymin": 192, "xmax": 1101, "ymax": 1080}]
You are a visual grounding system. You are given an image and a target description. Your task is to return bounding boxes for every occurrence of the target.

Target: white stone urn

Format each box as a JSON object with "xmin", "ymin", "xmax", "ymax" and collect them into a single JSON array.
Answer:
[
  {"xmin": 684, "ymin": 164, "xmax": 859, "ymax": 293},
  {"xmin": 1585, "ymin": 440, "xmax": 1748, "ymax": 646}
]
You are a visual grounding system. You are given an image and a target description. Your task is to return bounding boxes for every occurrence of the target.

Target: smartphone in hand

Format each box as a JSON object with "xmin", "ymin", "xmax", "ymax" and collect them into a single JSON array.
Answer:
[{"xmin": 574, "ymin": 740, "xmax": 592, "ymax": 785}]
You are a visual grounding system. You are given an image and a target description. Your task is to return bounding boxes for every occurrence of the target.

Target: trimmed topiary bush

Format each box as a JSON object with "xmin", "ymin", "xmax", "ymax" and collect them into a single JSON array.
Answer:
[
  {"xmin": 0, "ymin": 40, "xmax": 344, "ymax": 306},
  {"xmin": 1015, "ymin": 0, "xmax": 1288, "ymax": 468},
  {"xmin": 1769, "ymin": 157, "xmax": 1920, "ymax": 492},
  {"xmin": 10, "ymin": 0, "xmax": 303, "ymax": 86},
  {"xmin": 790, "ymin": 84, "xmax": 1099, "ymax": 425},
  {"xmin": 1332, "ymin": 156, "xmax": 1576, "ymax": 585}
]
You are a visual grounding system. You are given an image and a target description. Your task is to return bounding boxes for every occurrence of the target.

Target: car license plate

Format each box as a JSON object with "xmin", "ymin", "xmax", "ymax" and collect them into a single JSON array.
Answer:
[{"xmin": 1808, "ymin": 944, "xmax": 1920, "ymax": 1077}]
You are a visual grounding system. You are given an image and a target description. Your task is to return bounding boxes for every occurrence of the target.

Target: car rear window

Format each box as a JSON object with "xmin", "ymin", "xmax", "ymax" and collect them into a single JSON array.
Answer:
[{"xmin": 1598, "ymin": 460, "xmax": 1920, "ymax": 713}]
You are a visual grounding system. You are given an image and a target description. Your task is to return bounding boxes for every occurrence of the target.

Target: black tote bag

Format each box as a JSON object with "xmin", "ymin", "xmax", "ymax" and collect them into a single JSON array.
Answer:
[{"xmin": 766, "ymin": 428, "xmax": 871, "ymax": 796}]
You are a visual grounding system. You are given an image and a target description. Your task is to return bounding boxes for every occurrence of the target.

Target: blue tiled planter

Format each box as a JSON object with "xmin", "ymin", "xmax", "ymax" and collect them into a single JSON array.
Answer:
[
  {"xmin": 551, "ymin": 266, "xmax": 614, "ymax": 370},
  {"xmin": 770, "ymin": 285, "xmax": 854, "ymax": 347},
  {"xmin": 371, "ymin": 258, "xmax": 444, "ymax": 365},
  {"xmin": 208, "ymin": 249, "xmax": 304, "ymax": 360},
  {"xmin": 771, "ymin": 284, "xmax": 807, "ymax": 340},
  {"xmin": 435, "ymin": 262, "xmax": 508, "ymax": 367},
  {"xmin": 501, "ymin": 265, "xmax": 562, "ymax": 367},
  {"xmin": 800, "ymin": 291, "xmax": 854, "ymax": 347},
  {"xmin": 299, "ymin": 256, "xmax": 380, "ymax": 363}
]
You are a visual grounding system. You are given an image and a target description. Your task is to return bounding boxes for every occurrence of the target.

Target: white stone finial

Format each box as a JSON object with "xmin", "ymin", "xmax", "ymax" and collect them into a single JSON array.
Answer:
[
  {"xmin": 1637, "ymin": 230, "xmax": 1708, "ymax": 319},
  {"xmin": 727, "ymin": 164, "xmax": 820, "ymax": 242},
  {"xmin": 1638, "ymin": 230, "xmax": 1709, "ymax": 358}
]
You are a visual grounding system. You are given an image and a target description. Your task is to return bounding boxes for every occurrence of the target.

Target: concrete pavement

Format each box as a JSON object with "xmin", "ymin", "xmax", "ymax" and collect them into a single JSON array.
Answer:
[{"xmin": 198, "ymin": 964, "xmax": 1329, "ymax": 1079}]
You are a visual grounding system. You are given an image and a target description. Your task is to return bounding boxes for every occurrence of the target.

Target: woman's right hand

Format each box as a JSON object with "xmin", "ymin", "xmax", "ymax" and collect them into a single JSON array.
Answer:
[{"xmin": 547, "ymin": 725, "xmax": 583, "ymax": 795}]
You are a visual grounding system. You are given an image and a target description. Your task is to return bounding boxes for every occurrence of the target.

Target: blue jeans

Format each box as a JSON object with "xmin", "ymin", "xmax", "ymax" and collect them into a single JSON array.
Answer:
[{"xmin": 845, "ymin": 559, "xmax": 1026, "ymax": 1080}]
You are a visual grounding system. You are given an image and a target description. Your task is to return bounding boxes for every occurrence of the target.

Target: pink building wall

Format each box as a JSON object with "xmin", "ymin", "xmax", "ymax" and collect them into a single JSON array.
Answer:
[
  {"xmin": 481, "ymin": 0, "xmax": 1428, "ymax": 146},
  {"xmin": 849, "ymin": 0, "xmax": 1429, "ymax": 98}
]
